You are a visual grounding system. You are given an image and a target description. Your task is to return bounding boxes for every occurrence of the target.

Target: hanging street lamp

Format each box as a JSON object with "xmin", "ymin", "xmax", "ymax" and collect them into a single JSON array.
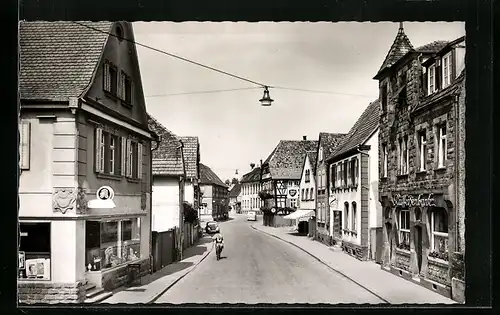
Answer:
[{"xmin": 260, "ymin": 86, "xmax": 274, "ymax": 106}]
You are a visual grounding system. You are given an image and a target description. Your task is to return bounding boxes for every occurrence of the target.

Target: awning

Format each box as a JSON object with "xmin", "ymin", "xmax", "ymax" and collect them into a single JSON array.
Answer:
[{"xmin": 284, "ymin": 209, "xmax": 315, "ymax": 220}]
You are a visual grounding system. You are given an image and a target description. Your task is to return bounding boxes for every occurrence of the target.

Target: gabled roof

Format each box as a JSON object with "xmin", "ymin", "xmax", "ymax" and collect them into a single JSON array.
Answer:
[
  {"xmin": 228, "ymin": 183, "xmax": 242, "ymax": 198},
  {"xmin": 240, "ymin": 167, "xmax": 261, "ymax": 183},
  {"xmin": 199, "ymin": 163, "xmax": 228, "ymax": 188},
  {"xmin": 263, "ymin": 140, "xmax": 319, "ymax": 180},
  {"xmin": 19, "ymin": 21, "xmax": 113, "ymax": 102},
  {"xmin": 374, "ymin": 26, "xmax": 414, "ymax": 79},
  {"xmin": 147, "ymin": 114, "xmax": 184, "ymax": 177},
  {"xmin": 327, "ymin": 100, "xmax": 380, "ymax": 162},
  {"xmin": 317, "ymin": 132, "xmax": 346, "ymax": 168},
  {"xmin": 415, "ymin": 40, "xmax": 449, "ymax": 53},
  {"xmin": 178, "ymin": 136, "xmax": 199, "ymax": 180},
  {"xmin": 305, "ymin": 151, "xmax": 318, "ymax": 176}
]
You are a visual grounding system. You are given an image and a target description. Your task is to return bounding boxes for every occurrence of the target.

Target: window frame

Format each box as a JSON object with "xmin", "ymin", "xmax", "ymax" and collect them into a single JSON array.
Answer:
[
  {"xmin": 438, "ymin": 124, "xmax": 448, "ymax": 168},
  {"xmin": 442, "ymin": 52, "xmax": 453, "ymax": 88},
  {"xmin": 382, "ymin": 144, "xmax": 388, "ymax": 178},
  {"xmin": 419, "ymin": 130, "xmax": 428, "ymax": 172},
  {"xmin": 398, "ymin": 209, "xmax": 411, "ymax": 247},
  {"xmin": 351, "ymin": 202, "xmax": 357, "ymax": 232},
  {"xmin": 427, "ymin": 64, "xmax": 436, "ymax": 95},
  {"xmin": 430, "ymin": 208, "xmax": 449, "ymax": 255},
  {"xmin": 344, "ymin": 202, "xmax": 350, "ymax": 230}
]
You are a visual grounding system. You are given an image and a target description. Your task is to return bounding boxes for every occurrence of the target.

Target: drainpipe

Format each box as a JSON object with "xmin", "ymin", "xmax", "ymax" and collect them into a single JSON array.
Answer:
[{"xmin": 453, "ymin": 93, "xmax": 460, "ymax": 255}]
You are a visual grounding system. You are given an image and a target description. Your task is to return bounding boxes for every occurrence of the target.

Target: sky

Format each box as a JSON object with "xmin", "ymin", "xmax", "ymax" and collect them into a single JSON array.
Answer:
[{"xmin": 133, "ymin": 22, "xmax": 465, "ymax": 182}]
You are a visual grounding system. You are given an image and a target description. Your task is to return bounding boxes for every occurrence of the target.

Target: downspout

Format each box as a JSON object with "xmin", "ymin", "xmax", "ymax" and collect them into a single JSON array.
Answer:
[
  {"xmin": 356, "ymin": 146, "xmax": 371, "ymax": 257},
  {"xmin": 453, "ymin": 93, "xmax": 460, "ymax": 255},
  {"xmin": 150, "ymin": 135, "xmax": 160, "ymax": 273}
]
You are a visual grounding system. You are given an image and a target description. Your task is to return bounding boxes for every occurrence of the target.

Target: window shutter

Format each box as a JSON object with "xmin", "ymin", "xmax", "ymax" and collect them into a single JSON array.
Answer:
[
  {"xmin": 103, "ymin": 63, "xmax": 111, "ymax": 92},
  {"xmin": 126, "ymin": 139, "xmax": 132, "ymax": 177},
  {"xmin": 130, "ymin": 80, "xmax": 135, "ymax": 105},
  {"xmin": 19, "ymin": 121, "xmax": 31, "ymax": 170},
  {"xmin": 138, "ymin": 142, "xmax": 143, "ymax": 179},
  {"xmin": 121, "ymin": 137, "xmax": 126, "ymax": 176},
  {"xmin": 95, "ymin": 128, "xmax": 103, "ymax": 173},
  {"xmin": 355, "ymin": 158, "xmax": 359, "ymax": 186},
  {"xmin": 117, "ymin": 71, "xmax": 124, "ymax": 100}
]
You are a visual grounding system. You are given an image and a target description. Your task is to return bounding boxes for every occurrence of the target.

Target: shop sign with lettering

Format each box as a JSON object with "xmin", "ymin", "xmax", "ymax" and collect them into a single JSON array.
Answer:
[{"xmin": 393, "ymin": 194, "xmax": 436, "ymax": 208}]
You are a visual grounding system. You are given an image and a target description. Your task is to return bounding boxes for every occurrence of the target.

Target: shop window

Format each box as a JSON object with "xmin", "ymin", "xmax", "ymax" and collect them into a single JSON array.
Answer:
[
  {"xmin": 398, "ymin": 209, "xmax": 410, "ymax": 250},
  {"xmin": 85, "ymin": 219, "xmax": 141, "ymax": 272},
  {"xmin": 430, "ymin": 208, "xmax": 449, "ymax": 256},
  {"xmin": 19, "ymin": 222, "xmax": 51, "ymax": 280}
]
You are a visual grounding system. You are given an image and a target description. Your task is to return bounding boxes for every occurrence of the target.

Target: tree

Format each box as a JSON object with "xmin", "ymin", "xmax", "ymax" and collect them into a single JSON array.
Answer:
[
  {"xmin": 231, "ymin": 178, "xmax": 239, "ymax": 185},
  {"xmin": 225, "ymin": 179, "xmax": 231, "ymax": 186}
]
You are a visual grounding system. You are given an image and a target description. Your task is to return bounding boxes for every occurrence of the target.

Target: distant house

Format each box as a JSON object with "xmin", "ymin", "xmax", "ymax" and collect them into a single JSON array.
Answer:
[
  {"xmin": 178, "ymin": 136, "xmax": 201, "ymax": 210},
  {"xmin": 261, "ymin": 136, "xmax": 318, "ymax": 215},
  {"xmin": 314, "ymin": 132, "xmax": 346, "ymax": 245},
  {"xmin": 18, "ymin": 21, "xmax": 157, "ymax": 303},
  {"xmin": 240, "ymin": 164, "xmax": 263, "ymax": 214},
  {"xmin": 228, "ymin": 182, "xmax": 242, "ymax": 214},
  {"xmin": 199, "ymin": 163, "xmax": 229, "ymax": 220},
  {"xmin": 326, "ymin": 99, "xmax": 381, "ymax": 262},
  {"xmin": 148, "ymin": 114, "xmax": 185, "ymax": 233}
]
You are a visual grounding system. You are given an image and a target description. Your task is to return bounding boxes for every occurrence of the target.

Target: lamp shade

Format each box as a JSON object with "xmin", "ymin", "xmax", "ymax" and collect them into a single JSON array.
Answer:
[{"xmin": 259, "ymin": 87, "xmax": 273, "ymax": 106}]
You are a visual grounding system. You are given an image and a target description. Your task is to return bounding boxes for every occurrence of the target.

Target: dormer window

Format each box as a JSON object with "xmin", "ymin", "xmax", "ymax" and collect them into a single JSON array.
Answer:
[{"xmin": 442, "ymin": 52, "xmax": 453, "ymax": 88}]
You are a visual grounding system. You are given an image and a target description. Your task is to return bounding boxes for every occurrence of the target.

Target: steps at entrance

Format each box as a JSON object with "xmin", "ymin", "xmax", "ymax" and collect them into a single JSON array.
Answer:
[{"xmin": 83, "ymin": 283, "xmax": 113, "ymax": 304}]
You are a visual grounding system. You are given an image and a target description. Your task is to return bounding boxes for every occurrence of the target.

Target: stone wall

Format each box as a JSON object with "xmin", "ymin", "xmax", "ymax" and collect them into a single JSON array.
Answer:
[
  {"xmin": 18, "ymin": 281, "xmax": 85, "ymax": 304},
  {"xmin": 427, "ymin": 257, "xmax": 449, "ymax": 285},
  {"xmin": 457, "ymin": 78, "xmax": 466, "ymax": 253},
  {"xmin": 101, "ymin": 258, "xmax": 150, "ymax": 291},
  {"xmin": 315, "ymin": 230, "xmax": 332, "ymax": 246},
  {"xmin": 342, "ymin": 241, "xmax": 369, "ymax": 261},
  {"xmin": 394, "ymin": 249, "xmax": 411, "ymax": 271}
]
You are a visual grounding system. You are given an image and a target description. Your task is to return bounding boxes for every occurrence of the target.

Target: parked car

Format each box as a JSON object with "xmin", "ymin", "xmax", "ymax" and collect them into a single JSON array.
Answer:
[
  {"xmin": 247, "ymin": 211, "xmax": 257, "ymax": 221},
  {"xmin": 205, "ymin": 221, "xmax": 220, "ymax": 234}
]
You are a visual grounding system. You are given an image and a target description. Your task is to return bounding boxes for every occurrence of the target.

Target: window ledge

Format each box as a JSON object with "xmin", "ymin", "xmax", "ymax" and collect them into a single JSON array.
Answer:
[
  {"xmin": 395, "ymin": 247, "xmax": 411, "ymax": 255},
  {"xmin": 428, "ymin": 256, "xmax": 449, "ymax": 266},
  {"xmin": 104, "ymin": 91, "xmax": 119, "ymax": 101},
  {"xmin": 126, "ymin": 178, "xmax": 141, "ymax": 183},
  {"xmin": 380, "ymin": 176, "xmax": 388, "ymax": 180},
  {"xmin": 416, "ymin": 170, "xmax": 428, "ymax": 175},
  {"xmin": 121, "ymin": 101, "xmax": 133, "ymax": 108},
  {"xmin": 97, "ymin": 173, "xmax": 122, "ymax": 181},
  {"xmin": 435, "ymin": 167, "xmax": 447, "ymax": 172},
  {"xmin": 396, "ymin": 174, "xmax": 409, "ymax": 179}
]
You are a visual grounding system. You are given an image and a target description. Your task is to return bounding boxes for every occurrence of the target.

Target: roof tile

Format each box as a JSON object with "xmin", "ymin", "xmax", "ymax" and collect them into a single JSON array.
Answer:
[
  {"xmin": 241, "ymin": 167, "xmax": 261, "ymax": 183},
  {"xmin": 265, "ymin": 140, "xmax": 319, "ymax": 180},
  {"xmin": 147, "ymin": 114, "xmax": 184, "ymax": 176},
  {"xmin": 199, "ymin": 163, "xmax": 227, "ymax": 188},
  {"xmin": 376, "ymin": 27, "xmax": 414, "ymax": 77},
  {"xmin": 19, "ymin": 21, "xmax": 113, "ymax": 101},
  {"xmin": 178, "ymin": 136, "xmax": 199, "ymax": 179}
]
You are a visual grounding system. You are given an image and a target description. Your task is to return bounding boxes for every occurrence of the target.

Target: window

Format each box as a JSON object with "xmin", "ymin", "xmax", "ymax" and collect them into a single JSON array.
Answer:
[
  {"xmin": 381, "ymin": 84, "xmax": 387, "ymax": 113},
  {"xmin": 317, "ymin": 203, "xmax": 322, "ymax": 222},
  {"xmin": 319, "ymin": 147, "xmax": 323, "ymax": 161},
  {"xmin": 344, "ymin": 202, "xmax": 349, "ymax": 230},
  {"xmin": 382, "ymin": 144, "xmax": 388, "ymax": 178},
  {"xmin": 18, "ymin": 222, "xmax": 51, "ymax": 280},
  {"xmin": 438, "ymin": 125, "xmax": 447, "ymax": 168},
  {"xmin": 343, "ymin": 160, "xmax": 348, "ymax": 187},
  {"xmin": 125, "ymin": 138, "xmax": 143, "ymax": 179},
  {"xmin": 398, "ymin": 209, "xmax": 410, "ymax": 248},
  {"xmin": 442, "ymin": 52, "xmax": 453, "ymax": 88},
  {"xmin": 352, "ymin": 202, "xmax": 357, "ymax": 232},
  {"xmin": 301, "ymin": 188, "xmax": 305, "ymax": 201},
  {"xmin": 430, "ymin": 208, "xmax": 449, "ymax": 255},
  {"xmin": 428, "ymin": 65, "xmax": 436, "ymax": 95},
  {"xmin": 399, "ymin": 137, "xmax": 408, "ymax": 175},
  {"xmin": 305, "ymin": 169, "xmax": 310, "ymax": 183},
  {"xmin": 418, "ymin": 130, "xmax": 427, "ymax": 172},
  {"xmin": 337, "ymin": 163, "xmax": 342, "ymax": 188},
  {"xmin": 305, "ymin": 188, "xmax": 309, "ymax": 200},
  {"xmin": 95, "ymin": 128, "xmax": 122, "ymax": 176},
  {"xmin": 310, "ymin": 188, "xmax": 314, "ymax": 200},
  {"xmin": 103, "ymin": 61, "xmax": 118, "ymax": 96},
  {"xmin": 19, "ymin": 121, "xmax": 31, "ymax": 170},
  {"xmin": 331, "ymin": 164, "xmax": 336, "ymax": 189}
]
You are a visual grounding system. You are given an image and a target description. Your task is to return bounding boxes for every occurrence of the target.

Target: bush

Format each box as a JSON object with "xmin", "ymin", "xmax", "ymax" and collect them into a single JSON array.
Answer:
[
  {"xmin": 450, "ymin": 252, "xmax": 465, "ymax": 281},
  {"xmin": 183, "ymin": 202, "xmax": 198, "ymax": 224},
  {"xmin": 428, "ymin": 250, "xmax": 449, "ymax": 262}
]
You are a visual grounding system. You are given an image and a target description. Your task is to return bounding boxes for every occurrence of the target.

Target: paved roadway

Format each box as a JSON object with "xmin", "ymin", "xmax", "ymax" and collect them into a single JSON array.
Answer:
[{"xmin": 155, "ymin": 214, "xmax": 385, "ymax": 304}]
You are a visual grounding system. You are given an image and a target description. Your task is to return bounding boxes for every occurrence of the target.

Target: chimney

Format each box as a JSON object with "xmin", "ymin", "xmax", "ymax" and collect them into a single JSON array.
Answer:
[
  {"xmin": 260, "ymin": 159, "xmax": 263, "ymax": 166},
  {"xmin": 303, "ymin": 135, "xmax": 307, "ymax": 141}
]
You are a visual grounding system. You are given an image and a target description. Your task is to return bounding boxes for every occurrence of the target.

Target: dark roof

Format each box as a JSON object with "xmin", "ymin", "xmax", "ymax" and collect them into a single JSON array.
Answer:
[
  {"xmin": 199, "ymin": 163, "xmax": 227, "ymax": 188},
  {"xmin": 178, "ymin": 136, "xmax": 199, "ymax": 179},
  {"xmin": 375, "ymin": 27, "xmax": 414, "ymax": 78},
  {"xmin": 306, "ymin": 151, "xmax": 318, "ymax": 176},
  {"xmin": 19, "ymin": 21, "xmax": 113, "ymax": 101},
  {"xmin": 228, "ymin": 183, "xmax": 242, "ymax": 198},
  {"xmin": 264, "ymin": 140, "xmax": 319, "ymax": 180},
  {"xmin": 415, "ymin": 40, "xmax": 449, "ymax": 53},
  {"xmin": 240, "ymin": 167, "xmax": 261, "ymax": 183},
  {"xmin": 147, "ymin": 114, "xmax": 184, "ymax": 177},
  {"xmin": 327, "ymin": 100, "xmax": 380, "ymax": 161},
  {"xmin": 318, "ymin": 132, "xmax": 346, "ymax": 163},
  {"xmin": 413, "ymin": 71, "xmax": 465, "ymax": 114}
]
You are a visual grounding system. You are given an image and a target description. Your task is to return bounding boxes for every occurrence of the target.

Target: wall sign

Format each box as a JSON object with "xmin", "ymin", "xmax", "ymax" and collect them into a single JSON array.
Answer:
[
  {"xmin": 19, "ymin": 251, "xmax": 25, "ymax": 270},
  {"xmin": 288, "ymin": 189, "xmax": 297, "ymax": 198},
  {"xmin": 97, "ymin": 186, "xmax": 114, "ymax": 200},
  {"xmin": 88, "ymin": 186, "xmax": 116, "ymax": 209},
  {"xmin": 393, "ymin": 194, "xmax": 436, "ymax": 208}
]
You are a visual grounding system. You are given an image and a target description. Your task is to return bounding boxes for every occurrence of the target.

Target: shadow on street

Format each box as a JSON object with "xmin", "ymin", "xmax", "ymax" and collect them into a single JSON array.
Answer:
[
  {"xmin": 182, "ymin": 243, "xmax": 211, "ymax": 260},
  {"xmin": 123, "ymin": 261, "xmax": 195, "ymax": 289}
]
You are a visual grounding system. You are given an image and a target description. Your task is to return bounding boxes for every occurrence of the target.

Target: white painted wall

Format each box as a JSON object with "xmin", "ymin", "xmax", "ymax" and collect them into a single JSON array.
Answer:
[
  {"xmin": 298, "ymin": 155, "xmax": 316, "ymax": 210},
  {"xmin": 241, "ymin": 181, "xmax": 262, "ymax": 212},
  {"xmin": 184, "ymin": 183, "xmax": 194, "ymax": 205},
  {"xmin": 152, "ymin": 177, "xmax": 181, "ymax": 232},
  {"xmin": 51, "ymin": 220, "xmax": 77, "ymax": 282},
  {"xmin": 366, "ymin": 130, "xmax": 382, "ymax": 229}
]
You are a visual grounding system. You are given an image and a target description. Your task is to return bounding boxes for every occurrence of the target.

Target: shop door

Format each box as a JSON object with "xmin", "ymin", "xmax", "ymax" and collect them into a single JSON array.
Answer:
[{"xmin": 415, "ymin": 226, "xmax": 423, "ymax": 273}]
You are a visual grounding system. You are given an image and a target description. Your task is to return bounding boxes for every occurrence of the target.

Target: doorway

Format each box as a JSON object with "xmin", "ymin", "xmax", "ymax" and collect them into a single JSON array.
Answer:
[
  {"xmin": 385, "ymin": 222, "xmax": 393, "ymax": 262},
  {"xmin": 414, "ymin": 226, "xmax": 423, "ymax": 273}
]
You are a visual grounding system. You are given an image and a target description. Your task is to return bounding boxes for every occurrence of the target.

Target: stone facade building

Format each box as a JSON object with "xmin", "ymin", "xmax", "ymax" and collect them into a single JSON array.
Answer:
[{"xmin": 373, "ymin": 24, "xmax": 465, "ymax": 301}]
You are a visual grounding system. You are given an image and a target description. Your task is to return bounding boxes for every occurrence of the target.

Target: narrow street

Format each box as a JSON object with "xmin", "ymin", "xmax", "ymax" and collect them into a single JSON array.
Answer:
[{"xmin": 154, "ymin": 215, "xmax": 384, "ymax": 304}]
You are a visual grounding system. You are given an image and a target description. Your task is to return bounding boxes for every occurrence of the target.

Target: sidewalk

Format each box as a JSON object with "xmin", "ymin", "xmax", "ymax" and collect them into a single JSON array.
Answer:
[
  {"xmin": 100, "ymin": 236, "xmax": 213, "ymax": 304},
  {"xmin": 252, "ymin": 224, "xmax": 456, "ymax": 304}
]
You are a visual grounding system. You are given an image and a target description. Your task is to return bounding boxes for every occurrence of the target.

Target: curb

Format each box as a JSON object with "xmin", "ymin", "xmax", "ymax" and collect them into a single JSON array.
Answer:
[
  {"xmin": 250, "ymin": 224, "xmax": 390, "ymax": 304},
  {"xmin": 147, "ymin": 238, "xmax": 214, "ymax": 304}
]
